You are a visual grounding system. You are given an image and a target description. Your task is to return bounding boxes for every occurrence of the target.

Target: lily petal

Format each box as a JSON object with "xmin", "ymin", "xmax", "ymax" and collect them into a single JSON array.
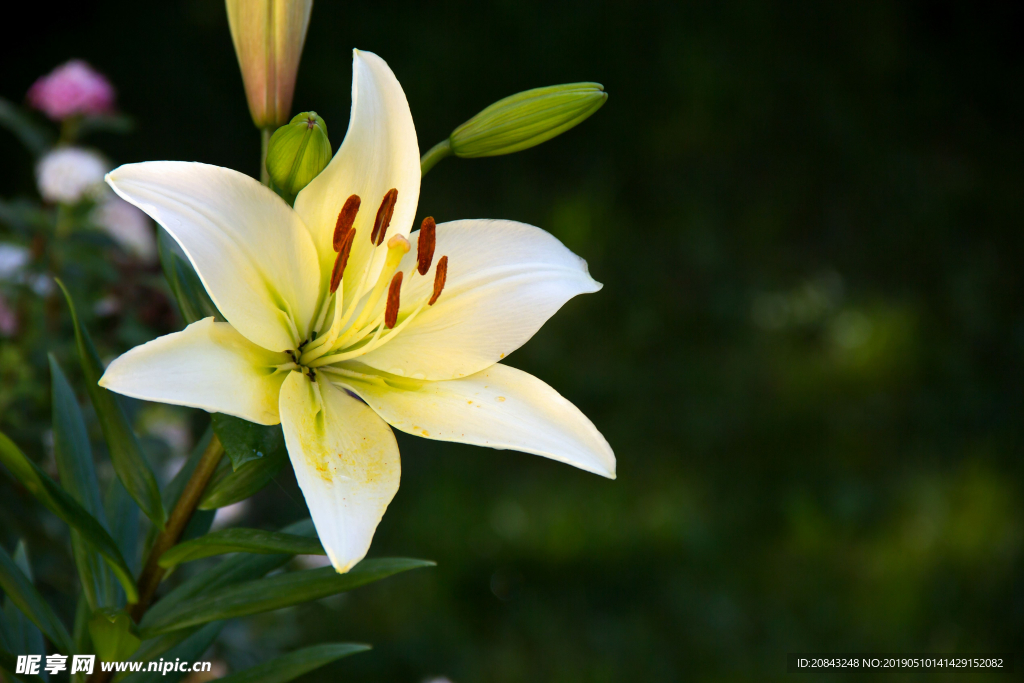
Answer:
[
  {"xmin": 339, "ymin": 363, "xmax": 615, "ymax": 479},
  {"xmin": 107, "ymin": 161, "xmax": 321, "ymax": 352},
  {"xmin": 359, "ymin": 220, "xmax": 601, "ymax": 380},
  {"xmin": 99, "ymin": 318, "xmax": 287, "ymax": 425},
  {"xmin": 279, "ymin": 370, "xmax": 401, "ymax": 573},
  {"xmin": 293, "ymin": 50, "xmax": 420, "ymax": 309}
]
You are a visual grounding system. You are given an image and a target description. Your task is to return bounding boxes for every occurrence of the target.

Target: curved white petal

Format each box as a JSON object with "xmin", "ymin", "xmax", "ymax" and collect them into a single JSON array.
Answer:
[
  {"xmin": 107, "ymin": 161, "xmax": 321, "ymax": 352},
  {"xmin": 99, "ymin": 318, "xmax": 287, "ymax": 425},
  {"xmin": 339, "ymin": 363, "xmax": 615, "ymax": 479},
  {"xmin": 279, "ymin": 370, "xmax": 401, "ymax": 573},
  {"xmin": 293, "ymin": 49, "xmax": 420, "ymax": 309},
  {"xmin": 359, "ymin": 220, "xmax": 601, "ymax": 380}
]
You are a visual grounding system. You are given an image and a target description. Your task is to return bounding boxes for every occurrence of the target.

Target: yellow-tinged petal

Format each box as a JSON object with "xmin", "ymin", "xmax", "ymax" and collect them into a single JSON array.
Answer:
[
  {"xmin": 339, "ymin": 363, "xmax": 616, "ymax": 479},
  {"xmin": 293, "ymin": 50, "xmax": 420, "ymax": 309},
  {"xmin": 107, "ymin": 161, "xmax": 321, "ymax": 352},
  {"xmin": 279, "ymin": 370, "xmax": 401, "ymax": 573},
  {"xmin": 99, "ymin": 318, "xmax": 287, "ymax": 425},
  {"xmin": 359, "ymin": 220, "xmax": 601, "ymax": 380}
]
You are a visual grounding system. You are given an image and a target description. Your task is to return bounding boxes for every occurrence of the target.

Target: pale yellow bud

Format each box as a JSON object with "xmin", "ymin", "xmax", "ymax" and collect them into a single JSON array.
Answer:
[{"xmin": 225, "ymin": 0, "xmax": 313, "ymax": 129}]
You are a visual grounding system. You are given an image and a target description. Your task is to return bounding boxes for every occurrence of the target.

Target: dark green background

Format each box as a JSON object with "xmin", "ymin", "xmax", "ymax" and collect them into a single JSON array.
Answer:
[{"xmin": 1, "ymin": 1, "xmax": 1022, "ymax": 680}]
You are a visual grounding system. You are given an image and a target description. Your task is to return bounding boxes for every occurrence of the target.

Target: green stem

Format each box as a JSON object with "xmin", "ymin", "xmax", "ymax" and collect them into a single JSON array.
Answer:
[
  {"xmin": 260, "ymin": 127, "xmax": 272, "ymax": 186},
  {"xmin": 420, "ymin": 138, "xmax": 452, "ymax": 177},
  {"xmin": 128, "ymin": 434, "xmax": 224, "ymax": 622}
]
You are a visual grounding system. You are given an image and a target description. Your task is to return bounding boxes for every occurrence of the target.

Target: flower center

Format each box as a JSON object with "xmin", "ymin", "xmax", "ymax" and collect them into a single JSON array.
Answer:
[{"xmin": 290, "ymin": 191, "xmax": 449, "ymax": 373}]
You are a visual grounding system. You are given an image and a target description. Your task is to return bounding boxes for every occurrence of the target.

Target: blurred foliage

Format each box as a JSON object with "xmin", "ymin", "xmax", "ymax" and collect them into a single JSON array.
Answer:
[{"xmin": 1, "ymin": 0, "xmax": 1022, "ymax": 681}]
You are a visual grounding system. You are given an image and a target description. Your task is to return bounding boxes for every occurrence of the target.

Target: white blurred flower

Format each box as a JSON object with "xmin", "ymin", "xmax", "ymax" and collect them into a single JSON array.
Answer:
[
  {"xmin": 92, "ymin": 192, "xmax": 157, "ymax": 261},
  {"xmin": 211, "ymin": 500, "xmax": 250, "ymax": 530},
  {"xmin": 0, "ymin": 244, "xmax": 30, "ymax": 281},
  {"xmin": 36, "ymin": 147, "xmax": 108, "ymax": 203}
]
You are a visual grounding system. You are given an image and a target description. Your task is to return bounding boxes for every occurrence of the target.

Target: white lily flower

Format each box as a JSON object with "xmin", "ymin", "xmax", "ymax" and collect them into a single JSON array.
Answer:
[{"xmin": 99, "ymin": 50, "xmax": 615, "ymax": 573}]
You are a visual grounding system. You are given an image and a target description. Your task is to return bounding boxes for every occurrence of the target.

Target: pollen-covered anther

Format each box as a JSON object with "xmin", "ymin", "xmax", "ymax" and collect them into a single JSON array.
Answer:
[
  {"xmin": 385, "ymin": 271, "xmax": 403, "ymax": 328},
  {"xmin": 417, "ymin": 216, "xmax": 436, "ymax": 275},
  {"xmin": 329, "ymin": 228, "xmax": 355, "ymax": 293},
  {"xmin": 333, "ymin": 194, "xmax": 361, "ymax": 251},
  {"xmin": 371, "ymin": 188, "xmax": 398, "ymax": 246},
  {"xmin": 429, "ymin": 255, "xmax": 448, "ymax": 306}
]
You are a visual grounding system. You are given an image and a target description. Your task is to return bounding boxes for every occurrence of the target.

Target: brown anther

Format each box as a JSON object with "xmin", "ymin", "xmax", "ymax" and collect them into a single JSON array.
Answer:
[
  {"xmin": 329, "ymin": 229, "xmax": 355, "ymax": 293},
  {"xmin": 428, "ymin": 255, "xmax": 448, "ymax": 306},
  {"xmin": 371, "ymin": 188, "xmax": 398, "ymax": 246},
  {"xmin": 333, "ymin": 194, "xmax": 361, "ymax": 251},
  {"xmin": 385, "ymin": 271, "xmax": 403, "ymax": 329},
  {"xmin": 417, "ymin": 216, "xmax": 436, "ymax": 275}
]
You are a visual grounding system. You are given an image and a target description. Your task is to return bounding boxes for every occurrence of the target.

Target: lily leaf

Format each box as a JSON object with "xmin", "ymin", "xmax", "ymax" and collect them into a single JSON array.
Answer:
[
  {"xmin": 198, "ymin": 435, "xmax": 287, "ymax": 510},
  {"xmin": 105, "ymin": 478, "xmax": 140, "ymax": 577},
  {"xmin": 0, "ymin": 543, "xmax": 75, "ymax": 655},
  {"xmin": 2, "ymin": 544, "xmax": 46, "ymax": 667},
  {"xmin": 140, "ymin": 558, "xmax": 434, "ymax": 638},
  {"xmin": 158, "ymin": 229, "xmax": 221, "ymax": 324},
  {"xmin": 0, "ymin": 431, "xmax": 138, "ymax": 604},
  {"xmin": 57, "ymin": 280, "xmax": 166, "ymax": 530},
  {"xmin": 50, "ymin": 354, "xmax": 114, "ymax": 610},
  {"xmin": 159, "ymin": 529, "xmax": 325, "ymax": 569},
  {"xmin": 0, "ymin": 647, "xmax": 48, "ymax": 683},
  {"xmin": 120, "ymin": 622, "xmax": 223, "ymax": 683},
  {"xmin": 211, "ymin": 414, "xmax": 285, "ymax": 471},
  {"xmin": 141, "ymin": 520, "xmax": 314, "ymax": 633},
  {"xmin": 214, "ymin": 643, "xmax": 371, "ymax": 683},
  {"xmin": 89, "ymin": 610, "xmax": 141, "ymax": 662}
]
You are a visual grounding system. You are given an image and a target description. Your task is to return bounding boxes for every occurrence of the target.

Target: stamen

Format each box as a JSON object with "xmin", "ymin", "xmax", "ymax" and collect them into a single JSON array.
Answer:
[
  {"xmin": 371, "ymin": 188, "xmax": 398, "ymax": 246},
  {"xmin": 385, "ymin": 271, "xmax": 403, "ymax": 328},
  {"xmin": 333, "ymin": 194, "xmax": 361, "ymax": 251},
  {"xmin": 329, "ymin": 229, "xmax": 355, "ymax": 293},
  {"xmin": 429, "ymin": 255, "xmax": 448, "ymax": 305},
  {"xmin": 417, "ymin": 216, "xmax": 436, "ymax": 275}
]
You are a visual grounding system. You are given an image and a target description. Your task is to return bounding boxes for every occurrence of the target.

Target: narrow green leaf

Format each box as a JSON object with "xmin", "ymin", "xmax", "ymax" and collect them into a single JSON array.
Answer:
[
  {"xmin": 139, "ymin": 520, "xmax": 314, "ymax": 633},
  {"xmin": 0, "ymin": 647, "xmax": 49, "ymax": 683},
  {"xmin": 0, "ymin": 431, "xmax": 138, "ymax": 603},
  {"xmin": 89, "ymin": 610, "xmax": 140, "ymax": 662},
  {"xmin": 159, "ymin": 529, "xmax": 324, "ymax": 569},
  {"xmin": 120, "ymin": 622, "xmax": 222, "ymax": 683},
  {"xmin": 105, "ymin": 478, "xmax": 140, "ymax": 577},
  {"xmin": 215, "ymin": 643, "xmax": 371, "ymax": 683},
  {"xmin": 116, "ymin": 628, "xmax": 199, "ymax": 680},
  {"xmin": 140, "ymin": 558, "xmax": 434, "ymax": 638},
  {"xmin": 56, "ymin": 280, "xmax": 166, "ymax": 530},
  {"xmin": 157, "ymin": 230, "xmax": 221, "ymax": 325},
  {"xmin": 211, "ymin": 415, "xmax": 284, "ymax": 471},
  {"xmin": 72, "ymin": 595, "xmax": 92, "ymax": 670},
  {"xmin": 2, "ymin": 545, "xmax": 45, "ymax": 672},
  {"xmin": 197, "ymin": 439, "xmax": 287, "ymax": 510},
  {"xmin": 50, "ymin": 354, "xmax": 114, "ymax": 610},
  {"xmin": 0, "ymin": 544, "xmax": 74, "ymax": 654}
]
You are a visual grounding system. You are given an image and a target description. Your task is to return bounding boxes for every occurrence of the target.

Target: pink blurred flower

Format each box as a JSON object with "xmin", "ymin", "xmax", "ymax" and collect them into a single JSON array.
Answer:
[{"xmin": 27, "ymin": 60, "xmax": 115, "ymax": 121}]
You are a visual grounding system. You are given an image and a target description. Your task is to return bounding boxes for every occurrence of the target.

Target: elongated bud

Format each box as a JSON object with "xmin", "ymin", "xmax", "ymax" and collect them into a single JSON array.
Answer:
[
  {"xmin": 266, "ymin": 112, "xmax": 331, "ymax": 196},
  {"xmin": 226, "ymin": 0, "xmax": 313, "ymax": 128},
  {"xmin": 449, "ymin": 83, "xmax": 607, "ymax": 158}
]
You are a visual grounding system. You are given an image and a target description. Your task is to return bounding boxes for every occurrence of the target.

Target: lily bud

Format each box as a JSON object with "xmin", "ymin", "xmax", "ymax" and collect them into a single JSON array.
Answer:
[
  {"xmin": 266, "ymin": 111, "xmax": 331, "ymax": 196},
  {"xmin": 225, "ymin": 0, "xmax": 313, "ymax": 129},
  {"xmin": 449, "ymin": 83, "xmax": 607, "ymax": 158}
]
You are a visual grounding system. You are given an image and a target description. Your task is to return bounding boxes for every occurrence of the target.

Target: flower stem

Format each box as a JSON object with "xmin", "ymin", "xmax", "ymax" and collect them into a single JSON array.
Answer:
[
  {"xmin": 129, "ymin": 433, "xmax": 225, "ymax": 621},
  {"xmin": 420, "ymin": 138, "xmax": 452, "ymax": 177},
  {"xmin": 260, "ymin": 127, "xmax": 272, "ymax": 186}
]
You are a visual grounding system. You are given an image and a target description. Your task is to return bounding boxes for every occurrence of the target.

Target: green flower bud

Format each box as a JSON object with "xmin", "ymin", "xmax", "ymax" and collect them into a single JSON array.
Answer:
[
  {"xmin": 449, "ymin": 83, "xmax": 607, "ymax": 158},
  {"xmin": 266, "ymin": 111, "xmax": 331, "ymax": 197}
]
